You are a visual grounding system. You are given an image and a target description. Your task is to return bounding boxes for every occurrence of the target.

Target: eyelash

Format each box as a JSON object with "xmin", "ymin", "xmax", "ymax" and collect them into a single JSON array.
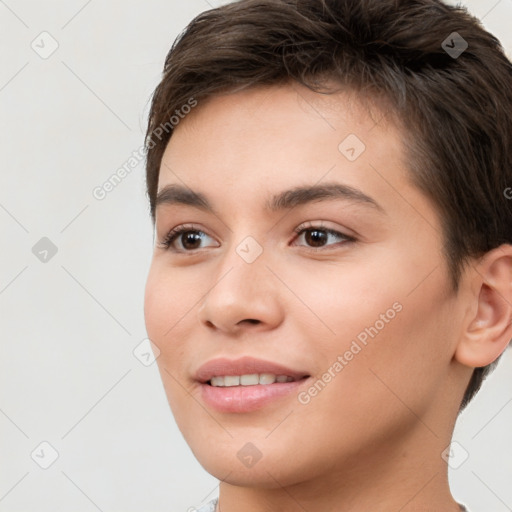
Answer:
[{"xmin": 158, "ymin": 222, "xmax": 356, "ymax": 253}]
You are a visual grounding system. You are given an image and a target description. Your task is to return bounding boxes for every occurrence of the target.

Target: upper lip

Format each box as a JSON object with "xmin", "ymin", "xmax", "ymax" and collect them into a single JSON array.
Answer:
[{"xmin": 195, "ymin": 356, "xmax": 310, "ymax": 383}]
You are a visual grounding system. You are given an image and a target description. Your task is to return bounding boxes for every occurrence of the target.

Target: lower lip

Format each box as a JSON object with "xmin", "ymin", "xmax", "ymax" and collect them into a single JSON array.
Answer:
[{"xmin": 200, "ymin": 378, "xmax": 310, "ymax": 413}]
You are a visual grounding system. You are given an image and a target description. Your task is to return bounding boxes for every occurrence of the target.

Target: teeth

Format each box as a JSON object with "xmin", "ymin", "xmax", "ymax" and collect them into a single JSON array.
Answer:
[
  {"xmin": 259, "ymin": 373, "xmax": 276, "ymax": 385},
  {"xmin": 224, "ymin": 375, "xmax": 240, "ymax": 387},
  {"xmin": 209, "ymin": 373, "xmax": 296, "ymax": 387},
  {"xmin": 240, "ymin": 374, "xmax": 259, "ymax": 385}
]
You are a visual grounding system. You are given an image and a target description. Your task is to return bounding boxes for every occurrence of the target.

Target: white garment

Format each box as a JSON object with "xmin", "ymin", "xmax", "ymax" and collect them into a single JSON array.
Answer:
[
  {"xmin": 194, "ymin": 497, "xmax": 470, "ymax": 511},
  {"xmin": 196, "ymin": 497, "xmax": 218, "ymax": 512}
]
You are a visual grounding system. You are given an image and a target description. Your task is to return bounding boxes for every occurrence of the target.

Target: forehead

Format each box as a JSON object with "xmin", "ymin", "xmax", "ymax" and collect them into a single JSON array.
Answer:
[{"xmin": 165, "ymin": 84, "xmax": 393, "ymax": 165}]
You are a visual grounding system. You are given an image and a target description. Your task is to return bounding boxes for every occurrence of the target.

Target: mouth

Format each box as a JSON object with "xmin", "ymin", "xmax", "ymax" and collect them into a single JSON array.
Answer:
[{"xmin": 195, "ymin": 356, "xmax": 312, "ymax": 413}]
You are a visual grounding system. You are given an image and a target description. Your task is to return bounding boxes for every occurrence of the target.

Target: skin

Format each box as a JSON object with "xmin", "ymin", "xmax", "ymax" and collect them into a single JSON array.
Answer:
[{"xmin": 144, "ymin": 83, "xmax": 512, "ymax": 512}]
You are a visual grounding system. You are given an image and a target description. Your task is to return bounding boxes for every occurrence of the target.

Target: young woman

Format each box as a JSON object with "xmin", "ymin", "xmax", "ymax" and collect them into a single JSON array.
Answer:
[{"xmin": 143, "ymin": 1, "xmax": 512, "ymax": 510}]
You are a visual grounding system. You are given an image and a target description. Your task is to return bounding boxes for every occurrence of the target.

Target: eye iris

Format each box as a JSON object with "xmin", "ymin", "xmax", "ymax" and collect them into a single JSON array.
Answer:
[
  {"xmin": 182, "ymin": 231, "xmax": 203, "ymax": 250},
  {"xmin": 305, "ymin": 229, "xmax": 327, "ymax": 247}
]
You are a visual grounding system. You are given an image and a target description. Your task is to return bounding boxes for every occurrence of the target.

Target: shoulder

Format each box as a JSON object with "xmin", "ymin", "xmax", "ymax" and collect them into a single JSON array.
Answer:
[{"xmin": 195, "ymin": 497, "xmax": 218, "ymax": 512}]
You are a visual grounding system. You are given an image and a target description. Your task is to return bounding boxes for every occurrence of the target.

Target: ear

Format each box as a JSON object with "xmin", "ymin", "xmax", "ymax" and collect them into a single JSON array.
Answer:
[{"xmin": 455, "ymin": 244, "xmax": 512, "ymax": 368}]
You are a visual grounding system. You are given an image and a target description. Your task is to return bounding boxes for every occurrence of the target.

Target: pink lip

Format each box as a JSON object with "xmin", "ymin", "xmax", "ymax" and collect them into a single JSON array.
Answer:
[{"xmin": 195, "ymin": 356, "xmax": 311, "ymax": 413}]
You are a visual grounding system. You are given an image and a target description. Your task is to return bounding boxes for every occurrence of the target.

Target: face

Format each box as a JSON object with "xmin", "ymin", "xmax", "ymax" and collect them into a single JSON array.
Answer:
[{"xmin": 144, "ymin": 84, "xmax": 466, "ymax": 488}]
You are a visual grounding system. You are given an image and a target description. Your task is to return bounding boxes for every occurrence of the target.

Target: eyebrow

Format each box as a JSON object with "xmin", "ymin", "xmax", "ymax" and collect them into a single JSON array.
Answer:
[{"xmin": 155, "ymin": 182, "xmax": 385, "ymax": 215}]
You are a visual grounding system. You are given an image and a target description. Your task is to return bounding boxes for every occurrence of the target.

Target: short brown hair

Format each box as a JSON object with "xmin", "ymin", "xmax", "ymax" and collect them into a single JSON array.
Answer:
[{"xmin": 144, "ymin": 0, "xmax": 512, "ymax": 410}]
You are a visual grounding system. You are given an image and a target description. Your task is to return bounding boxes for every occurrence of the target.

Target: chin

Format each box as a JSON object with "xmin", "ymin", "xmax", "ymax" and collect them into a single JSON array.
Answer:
[
  {"xmin": 199, "ymin": 460, "xmax": 298, "ymax": 489},
  {"xmin": 190, "ymin": 438, "xmax": 320, "ymax": 489}
]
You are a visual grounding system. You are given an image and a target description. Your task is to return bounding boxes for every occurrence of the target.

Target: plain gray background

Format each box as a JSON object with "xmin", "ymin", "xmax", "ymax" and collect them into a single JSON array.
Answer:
[{"xmin": 1, "ymin": 1, "xmax": 511, "ymax": 511}]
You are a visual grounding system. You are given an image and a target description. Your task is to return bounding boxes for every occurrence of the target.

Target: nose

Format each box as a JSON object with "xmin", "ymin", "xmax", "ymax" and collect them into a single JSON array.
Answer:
[{"xmin": 196, "ymin": 247, "xmax": 285, "ymax": 336}]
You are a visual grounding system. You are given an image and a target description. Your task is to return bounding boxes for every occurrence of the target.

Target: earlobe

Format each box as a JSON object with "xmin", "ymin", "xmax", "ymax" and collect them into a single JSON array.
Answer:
[{"xmin": 455, "ymin": 245, "xmax": 512, "ymax": 368}]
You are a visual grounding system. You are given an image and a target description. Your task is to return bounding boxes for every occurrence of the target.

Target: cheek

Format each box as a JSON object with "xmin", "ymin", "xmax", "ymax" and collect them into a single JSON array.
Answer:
[
  {"xmin": 144, "ymin": 266, "xmax": 192, "ymax": 413},
  {"xmin": 144, "ymin": 264, "xmax": 191, "ymax": 383},
  {"xmin": 286, "ymin": 258, "xmax": 403, "ymax": 350},
  {"xmin": 314, "ymin": 271, "xmax": 455, "ymax": 426},
  {"xmin": 144, "ymin": 263, "xmax": 193, "ymax": 340},
  {"xmin": 144, "ymin": 268, "xmax": 169, "ymax": 341},
  {"xmin": 289, "ymin": 248, "xmax": 455, "ymax": 410}
]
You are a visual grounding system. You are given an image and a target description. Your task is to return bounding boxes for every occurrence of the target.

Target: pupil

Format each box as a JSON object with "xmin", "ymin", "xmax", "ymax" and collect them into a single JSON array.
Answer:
[
  {"xmin": 306, "ymin": 229, "xmax": 326, "ymax": 247},
  {"xmin": 183, "ymin": 232, "xmax": 202, "ymax": 249}
]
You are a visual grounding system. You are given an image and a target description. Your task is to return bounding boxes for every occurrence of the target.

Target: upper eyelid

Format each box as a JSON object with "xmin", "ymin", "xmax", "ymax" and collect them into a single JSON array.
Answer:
[
  {"xmin": 157, "ymin": 218, "xmax": 350, "ymax": 233},
  {"xmin": 158, "ymin": 221, "xmax": 348, "ymax": 239}
]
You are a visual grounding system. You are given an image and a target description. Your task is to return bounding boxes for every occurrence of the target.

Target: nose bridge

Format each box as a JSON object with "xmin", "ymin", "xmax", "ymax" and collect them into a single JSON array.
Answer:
[
  {"xmin": 215, "ymin": 224, "xmax": 270, "ymax": 284},
  {"xmin": 210, "ymin": 232, "xmax": 269, "ymax": 306}
]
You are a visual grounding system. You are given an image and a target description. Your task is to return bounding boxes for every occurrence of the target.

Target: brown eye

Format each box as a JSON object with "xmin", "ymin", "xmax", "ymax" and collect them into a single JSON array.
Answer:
[
  {"xmin": 160, "ymin": 225, "xmax": 218, "ymax": 252},
  {"xmin": 293, "ymin": 225, "xmax": 355, "ymax": 250}
]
